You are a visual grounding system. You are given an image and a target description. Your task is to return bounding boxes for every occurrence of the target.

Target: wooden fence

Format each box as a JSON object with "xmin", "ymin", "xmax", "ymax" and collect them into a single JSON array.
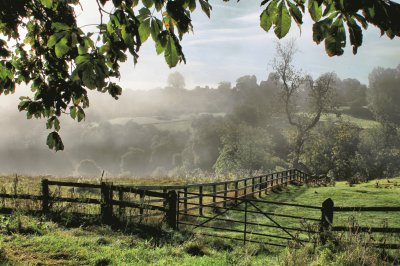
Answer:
[
  {"xmin": 1, "ymin": 169, "xmax": 398, "ymax": 249},
  {"xmin": 0, "ymin": 169, "xmax": 311, "ymax": 227},
  {"xmin": 132, "ymin": 169, "xmax": 315, "ymax": 217},
  {"xmin": 0, "ymin": 180, "xmax": 174, "ymax": 226}
]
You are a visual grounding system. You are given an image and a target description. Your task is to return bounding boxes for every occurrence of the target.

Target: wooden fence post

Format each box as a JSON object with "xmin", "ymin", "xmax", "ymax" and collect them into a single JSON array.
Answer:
[
  {"xmin": 118, "ymin": 190, "xmax": 124, "ymax": 218},
  {"xmin": 223, "ymin": 183, "xmax": 228, "ymax": 208},
  {"xmin": 251, "ymin": 177, "xmax": 255, "ymax": 194},
  {"xmin": 139, "ymin": 190, "xmax": 145, "ymax": 218},
  {"xmin": 184, "ymin": 187, "xmax": 188, "ymax": 214},
  {"xmin": 265, "ymin": 176, "xmax": 269, "ymax": 195},
  {"xmin": 244, "ymin": 179, "xmax": 247, "ymax": 196},
  {"xmin": 320, "ymin": 198, "xmax": 334, "ymax": 244},
  {"xmin": 259, "ymin": 176, "xmax": 262, "ymax": 197},
  {"xmin": 101, "ymin": 182, "xmax": 113, "ymax": 225},
  {"xmin": 244, "ymin": 199, "xmax": 248, "ymax": 245},
  {"xmin": 271, "ymin": 174, "xmax": 275, "ymax": 188},
  {"xmin": 41, "ymin": 179, "xmax": 49, "ymax": 214},
  {"xmin": 199, "ymin": 186, "xmax": 203, "ymax": 216},
  {"xmin": 234, "ymin": 181, "xmax": 239, "ymax": 204},
  {"xmin": 212, "ymin": 184, "xmax": 216, "ymax": 206},
  {"xmin": 163, "ymin": 188, "xmax": 167, "ymax": 209},
  {"xmin": 167, "ymin": 190, "xmax": 177, "ymax": 229},
  {"xmin": 285, "ymin": 171, "xmax": 288, "ymax": 186}
]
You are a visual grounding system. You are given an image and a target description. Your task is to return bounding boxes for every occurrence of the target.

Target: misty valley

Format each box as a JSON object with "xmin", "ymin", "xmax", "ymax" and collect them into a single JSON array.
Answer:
[{"xmin": 1, "ymin": 66, "xmax": 399, "ymax": 184}]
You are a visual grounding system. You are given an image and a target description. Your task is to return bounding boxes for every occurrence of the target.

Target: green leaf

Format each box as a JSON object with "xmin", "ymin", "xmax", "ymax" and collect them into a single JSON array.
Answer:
[
  {"xmin": 354, "ymin": 14, "xmax": 368, "ymax": 29},
  {"xmin": 287, "ymin": 1, "xmax": 303, "ymax": 27},
  {"xmin": 75, "ymin": 55, "xmax": 90, "ymax": 65},
  {"xmin": 324, "ymin": 17, "xmax": 346, "ymax": 56},
  {"xmin": 55, "ymin": 37, "xmax": 70, "ymax": 58},
  {"xmin": 80, "ymin": 63, "xmax": 97, "ymax": 90},
  {"xmin": 260, "ymin": 1, "xmax": 277, "ymax": 32},
  {"xmin": 54, "ymin": 117, "xmax": 60, "ymax": 131},
  {"xmin": 112, "ymin": 0, "xmax": 122, "ymax": 7},
  {"xmin": 164, "ymin": 34, "xmax": 178, "ymax": 67},
  {"xmin": 347, "ymin": 18, "xmax": 362, "ymax": 54},
  {"xmin": 150, "ymin": 18, "xmax": 163, "ymax": 41},
  {"xmin": 47, "ymin": 132, "xmax": 64, "ymax": 151},
  {"xmin": 77, "ymin": 107, "xmax": 85, "ymax": 122},
  {"xmin": 308, "ymin": 0, "xmax": 322, "ymax": 22},
  {"xmin": 166, "ymin": 1, "xmax": 192, "ymax": 34},
  {"xmin": 139, "ymin": 18, "xmax": 151, "ymax": 43},
  {"xmin": 188, "ymin": 0, "xmax": 196, "ymax": 12},
  {"xmin": 155, "ymin": 40, "xmax": 165, "ymax": 55},
  {"xmin": 274, "ymin": 1, "xmax": 291, "ymax": 38},
  {"xmin": 312, "ymin": 17, "xmax": 332, "ymax": 44},
  {"xmin": 52, "ymin": 22, "xmax": 70, "ymax": 32},
  {"xmin": 107, "ymin": 83, "xmax": 123, "ymax": 99},
  {"xmin": 41, "ymin": 0, "xmax": 53, "ymax": 8},
  {"xmin": 199, "ymin": 0, "xmax": 212, "ymax": 18},
  {"xmin": 142, "ymin": 0, "xmax": 153, "ymax": 8},
  {"xmin": 137, "ymin": 7, "xmax": 151, "ymax": 22},
  {"xmin": 70, "ymin": 33, "xmax": 78, "ymax": 47},
  {"xmin": 70, "ymin": 106, "xmax": 77, "ymax": 119},
  {"xmin": 47, "ymin": 32, "xmax": 64, "ymax": 48},
  {"xmin": 322, "ymin": 2, "xmax": 335, "ymax": 17},
  {"xmin": 18, "ymin": 98, "xmax": 31, "ymax": 111},
  {"xmin": 46, "ymin": 117, "xmax": 60, "ymax": 131},
  {"xmin": 154, "ymin": 0, "xmax": 164, "ymax": 11},
  {"xmin": 261, "ymin": 0, "xmax": 271, "ymax": 6}
]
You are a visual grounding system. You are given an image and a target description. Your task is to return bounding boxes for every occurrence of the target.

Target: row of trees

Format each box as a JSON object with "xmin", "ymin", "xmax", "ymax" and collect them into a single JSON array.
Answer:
[
  {"xmin": 1, "ymin": 42, "xmax": 399, "ymax": 180},
  {"xmin": 72, "ymin": 60, "xmax": 400, "ymax": 180}
]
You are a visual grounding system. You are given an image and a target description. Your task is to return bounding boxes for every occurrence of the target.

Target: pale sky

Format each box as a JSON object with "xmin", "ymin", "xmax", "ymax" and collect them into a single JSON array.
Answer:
[{"xmin": 73, "ymin": 0, "xmax": 400, "ymax": 90}]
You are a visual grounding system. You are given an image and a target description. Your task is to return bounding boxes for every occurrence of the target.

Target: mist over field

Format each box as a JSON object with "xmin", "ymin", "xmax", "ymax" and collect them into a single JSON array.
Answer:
[{"xmin": 1, "ymin": 65, "xmax": 399, "ymax": 181}]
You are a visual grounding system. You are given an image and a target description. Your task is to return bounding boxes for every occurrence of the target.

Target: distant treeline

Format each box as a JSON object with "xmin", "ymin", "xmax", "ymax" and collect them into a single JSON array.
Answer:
[{"xmin": 1, "ymin": 66, "xmax": 400, "ymax": 181}]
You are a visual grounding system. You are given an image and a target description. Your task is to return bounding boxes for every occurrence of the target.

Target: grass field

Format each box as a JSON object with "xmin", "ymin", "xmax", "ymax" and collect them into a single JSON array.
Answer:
[
  {"xmin": 0, "ymin": 177, "xmax": 399, "ymax": 265},
  {"xmin": 320, "ymin": 113, "xmax": 380, "ymax": 129},
  {"xmin": 107, "ymin": 113, "xmax": 225, "ymax": 132},
  {"xmin": 189, "ymin": 178, "xmax": 400, "ymax": 252}
]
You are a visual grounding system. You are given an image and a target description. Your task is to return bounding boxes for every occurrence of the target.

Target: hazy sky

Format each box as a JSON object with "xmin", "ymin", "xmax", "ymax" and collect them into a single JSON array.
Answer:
[{"xmin": 75, "ymin": 0, "xmax": 400, "ymax": 90}]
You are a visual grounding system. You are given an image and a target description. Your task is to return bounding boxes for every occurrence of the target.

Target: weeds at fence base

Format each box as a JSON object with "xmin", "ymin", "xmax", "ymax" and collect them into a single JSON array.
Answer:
[{"xmin": 282, "ymin": 226, "xmax": 400, "ymax": 266}]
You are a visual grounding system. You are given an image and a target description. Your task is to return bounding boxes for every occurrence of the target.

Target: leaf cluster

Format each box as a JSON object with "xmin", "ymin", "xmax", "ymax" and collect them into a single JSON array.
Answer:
[{"xmin": 259, "ymin": 0, "xmax": 400, "ymax": 56}]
